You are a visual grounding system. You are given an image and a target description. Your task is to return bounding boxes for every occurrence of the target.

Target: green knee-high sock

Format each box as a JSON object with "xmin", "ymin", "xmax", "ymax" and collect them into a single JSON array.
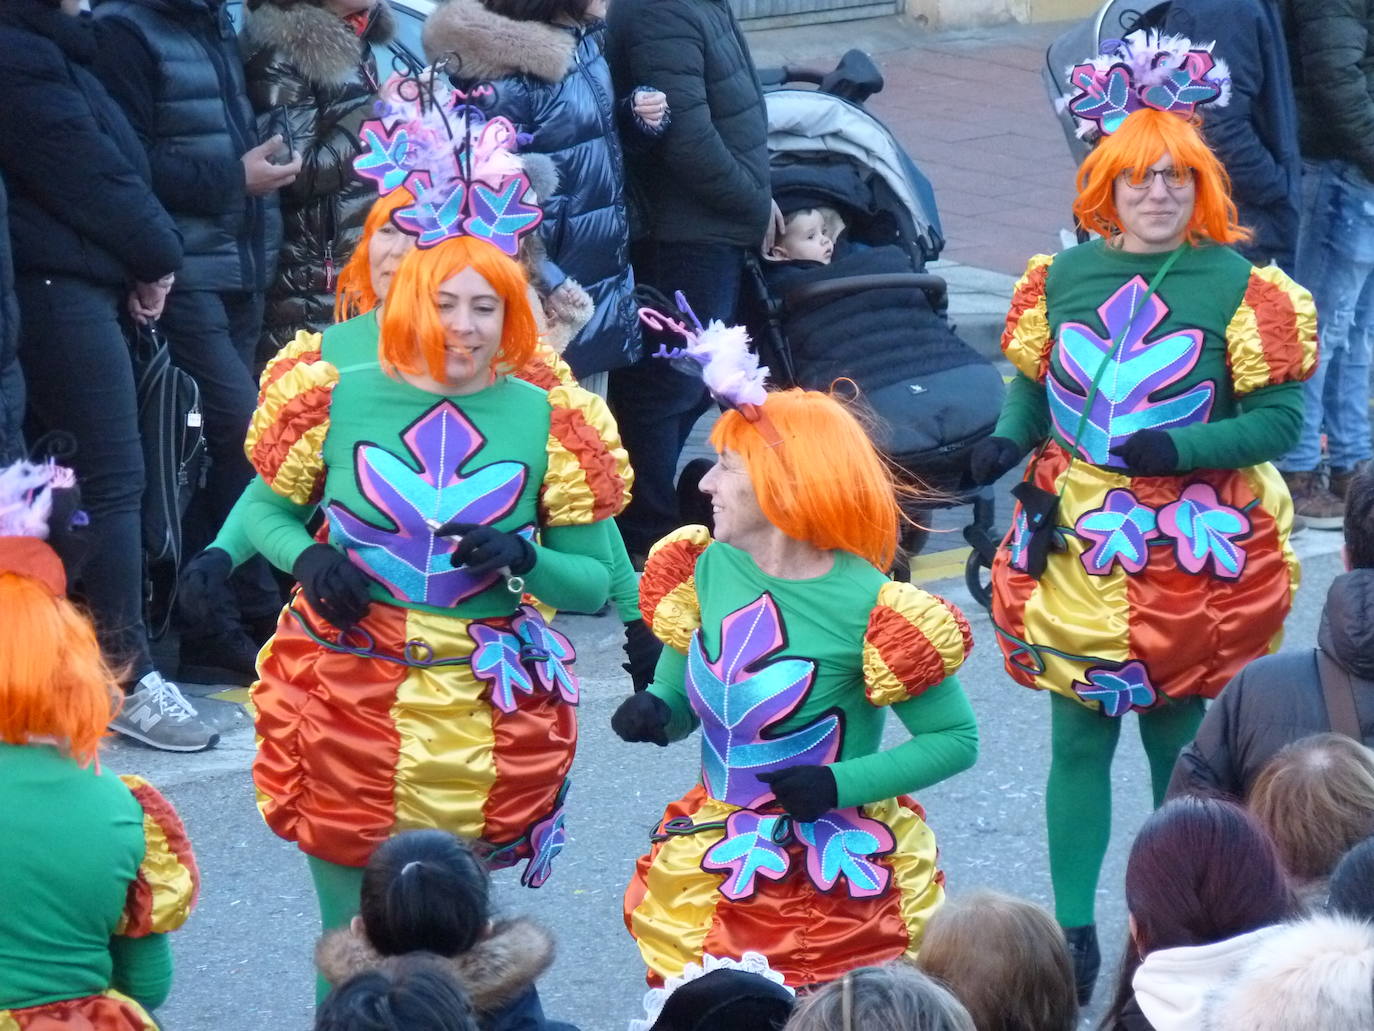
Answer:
[
  {"xmin": 1139, "ymin": 696, "xmax": 1206, "ymax": 807},
  {"xmin": 1046, "ymin": 692, "xmax": 1122, "ymax": 928},
  {"xmin": 307, "ymin": 854, "xmax": 365, "ymax": 1005}
]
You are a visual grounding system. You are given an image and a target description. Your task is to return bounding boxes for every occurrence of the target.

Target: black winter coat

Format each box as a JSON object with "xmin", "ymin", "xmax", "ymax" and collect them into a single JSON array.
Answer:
[
  {"xmin": 422, "ymin": 0, "xmax": 642, "ymax": 377},
  {"xmin": 606, "ymin": 0, "xmax": 770, "ymax": 249},
  {"xmin": 1168, "ymin": 568, "xmax": 1374, "ymax": 800},
  {"xmin": 0, "ymin": 178, "xmax": 20, "ymax": 463},
  {"xmin": 0, "ymin": 0, "xmax": 182, "ymax": 288},
  {"xmin": 1164, "ymin": 0, "xmax": 1302, "ymax": 272},
  {"xmin": 1277, "ymin": 0, "xmax": 1374, "ymax": 180},
  {"xmin": 93, "ymin": 0, "xmax": 281, "ymax": 293},
  {"xmin": 242, "ymin": 0, "xmax": 392, "ymax": 355}
]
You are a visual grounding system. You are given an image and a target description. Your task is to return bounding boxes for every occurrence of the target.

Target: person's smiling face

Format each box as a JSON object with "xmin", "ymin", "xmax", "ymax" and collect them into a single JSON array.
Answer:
[
  {"xmin": 432, "ymin": 266, "xmax": 505, "ymax": 393},
  {"xmin": 1113, "ymin": 151, "xmax": 1196, "ymax": 253},
  {"xmin": 699, "ymin": 448, "xmax": 771, "ymax": 549}
]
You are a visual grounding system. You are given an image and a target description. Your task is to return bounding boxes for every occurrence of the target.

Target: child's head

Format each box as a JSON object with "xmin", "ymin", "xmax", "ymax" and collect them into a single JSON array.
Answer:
[
  {"xmin": 315, "ymin": 954, "xmax": 478, "ymax": 1031},
  {"xmin": 775, "ymin": 207, "xmax": 836, "ymax": 264},
  {"xmin": 359, "ymin": 830, "xmax": 490, "ymax": 958}
]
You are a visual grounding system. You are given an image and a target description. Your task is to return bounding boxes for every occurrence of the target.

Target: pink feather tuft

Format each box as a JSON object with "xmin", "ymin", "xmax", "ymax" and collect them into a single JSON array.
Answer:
[{"xmin": 0, "ymin": 462, "xmax": 69, "ymax": 539}]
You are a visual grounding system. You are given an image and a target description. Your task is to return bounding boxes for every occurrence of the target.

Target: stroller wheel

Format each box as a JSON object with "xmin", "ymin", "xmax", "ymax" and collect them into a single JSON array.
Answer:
[{"xmin": 965, "ymin": 548, "xmax": 993, "ymax": 612}]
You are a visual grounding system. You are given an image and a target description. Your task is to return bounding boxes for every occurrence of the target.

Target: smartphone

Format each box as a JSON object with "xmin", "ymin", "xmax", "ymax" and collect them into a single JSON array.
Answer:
[{"xmin": 264, "ymin": 106, "xmax": 297, "ymax": 165}]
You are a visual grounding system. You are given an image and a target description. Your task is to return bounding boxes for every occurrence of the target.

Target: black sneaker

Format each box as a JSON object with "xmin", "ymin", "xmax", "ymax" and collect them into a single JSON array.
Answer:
[
  {"xmin": 1063, "ymin": 924, "xmax": 1100, "ymax": 1007},
  {"xmin": 178, "ymin": 628, "xmax": 261, "ymax": 686}
]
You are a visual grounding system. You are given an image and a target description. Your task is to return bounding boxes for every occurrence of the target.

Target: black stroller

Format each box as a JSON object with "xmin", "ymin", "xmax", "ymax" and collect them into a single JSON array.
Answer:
[{"xmin": 744, "ymin": 50, "xmax": 1005, "ymax": 603}]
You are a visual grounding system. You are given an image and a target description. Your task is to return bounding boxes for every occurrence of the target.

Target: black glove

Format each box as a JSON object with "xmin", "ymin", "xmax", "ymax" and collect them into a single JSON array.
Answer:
[
  {"xmin": 1109, "ymin": 429, "xmax": 1178, "ymax": 476},
  {"xmin": 622, "ymin": 619, "xmax": 663, "ymax": 693},
  {"xmin": 757, "ymin": 765, "xmax": 838, "ymax": 824},
  {"xmin": 969, "ymin": 436, "xmax": 1025, "ymax": 486},
  {"xmin": 436, "ymin": 521, "xmax": 536, "ymax": 577},
  {"xmin": 292, "ymin": 543, "xmax": 375, "ymax": 629},
  {"xmin": 177, "ymin": 547, "xmax": 235, "ymax": 628},
  {"xmin": 610, "ymin": 691, "xmax": 670, "ymax": 746}
]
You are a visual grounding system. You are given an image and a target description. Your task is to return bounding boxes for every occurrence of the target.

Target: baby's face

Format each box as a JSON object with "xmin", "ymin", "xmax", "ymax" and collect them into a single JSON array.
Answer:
[{"xmin": 778, "ymin": 210, "xmax": 834, "ymax": 264}]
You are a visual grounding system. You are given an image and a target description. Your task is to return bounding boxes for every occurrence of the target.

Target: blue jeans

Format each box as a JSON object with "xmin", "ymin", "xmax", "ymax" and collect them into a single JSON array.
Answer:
[{"xmin": 1280, "ymin": 159, "xmax": 1374, "ymax": 472}]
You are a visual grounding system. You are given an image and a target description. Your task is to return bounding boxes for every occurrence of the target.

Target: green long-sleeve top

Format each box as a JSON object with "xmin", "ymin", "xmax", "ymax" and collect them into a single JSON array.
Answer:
[
  {"xmin": 240, "ymin": 312, "xmax": 633, "ymax": 618},
  {"xmin": 996, "ymin": 240, "xmax": 1317, "ymax": 472},
  {"xmin": 0, "ymin": 745, "xmax": 195, "ymax": 1013},
  {"xmin": 642, "ymin": 529, "xmax": 979, "ymax": 810}
]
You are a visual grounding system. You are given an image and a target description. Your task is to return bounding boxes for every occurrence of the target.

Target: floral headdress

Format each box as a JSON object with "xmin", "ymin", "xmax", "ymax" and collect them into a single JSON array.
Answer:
[
  {"xmin": 1062, "ymin": 30, "xmax": 1231, "ymax": 138},
  {"xmin": 353, "ymin": 69, "xmax": 542, "ymax": 253},
  {"xmin": 0, "ymin": 462, "xmax": 81, "ymax": 597}
]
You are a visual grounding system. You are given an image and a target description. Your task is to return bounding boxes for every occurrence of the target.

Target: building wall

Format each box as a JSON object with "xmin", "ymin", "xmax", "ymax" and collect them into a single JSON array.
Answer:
[{"xmin": 905, "ymin": 0, "xmax": 1096, "ymax": 28}]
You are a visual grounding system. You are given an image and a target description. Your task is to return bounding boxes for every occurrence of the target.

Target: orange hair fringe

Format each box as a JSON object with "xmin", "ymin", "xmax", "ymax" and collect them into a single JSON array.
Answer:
[
  {"xmin": 1073, "ymin": 108, "xmax": 1251, "ymax": 247},
  {"xmin": 378, "ymin": 236, "xmax": 538, "ymax": 381},
  {"xmin": 0, "ymin": 573, "xmax": 122, "ymax": 766},
  {"xmin": 710, "ymin": 388, "xmax": 906, "ymax": 570},
  {"xmin": 333, "ymin": 189, "xmax": 415, "ymax": 322}
]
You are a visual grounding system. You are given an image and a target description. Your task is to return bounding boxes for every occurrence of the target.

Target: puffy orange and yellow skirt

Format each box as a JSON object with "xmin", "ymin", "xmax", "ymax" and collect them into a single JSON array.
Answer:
[
  {"xmin": 623, "ymin": 784, "xmax": 945, "ymax": 988},
  {"xmin": 252, "ymin": 595, "xmax": 576, "ymax": 882},
  {"xmin": 0, "ymin": 990, "xmax": 156, "ymax": 1030},
  {"xmin": 991, "ymin": 442, "xmax": 1298, "ymax": 715}
]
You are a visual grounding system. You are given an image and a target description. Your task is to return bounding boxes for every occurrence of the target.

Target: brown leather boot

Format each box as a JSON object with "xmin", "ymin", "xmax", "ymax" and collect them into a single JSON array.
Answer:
[
  {"xmin": 1331, "ymin": 460, "xmax": 1371, "ymax": 501},
  {"xmin": 1282, "ymin": 470, "xmax": 1345, "ymax": 530}
]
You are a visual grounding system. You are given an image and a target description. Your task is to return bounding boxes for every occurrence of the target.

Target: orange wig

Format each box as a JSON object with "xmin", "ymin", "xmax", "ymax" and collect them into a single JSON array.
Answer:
[
  {"xmin": 333, "ymin": 189, "xmax": 415, "ymax": 322},
  {"xmin": 378, "ymin": 236, "xmax": 538, "ymax": 381},
  {"xmin": 710, "ymin": 388, "xmax": 902, "ymax": 570},
  {"xmin": 0, "ymin": 573, "xmax": 122, "ymax": 766},
  {"xmin": 1072, "ymin": 108, "xmax": 1250, "ymax": 246}
]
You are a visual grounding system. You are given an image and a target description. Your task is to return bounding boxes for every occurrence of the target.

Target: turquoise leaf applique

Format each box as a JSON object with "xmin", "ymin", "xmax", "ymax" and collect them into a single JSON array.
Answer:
[
  {"xmin": 795, "ymin": 808, "xmax": 896, "ymax": 898},
  {"xmin": 1075, "ymin": 488, "xmax": 1160, "ymax": 575},
  {"xmin": 1157, "ymin": 482, "xmax": 1250, "ymax": 579},
  {"xmin": 701, "ymin": 809, "xmax": 792, "ymax": 900}
]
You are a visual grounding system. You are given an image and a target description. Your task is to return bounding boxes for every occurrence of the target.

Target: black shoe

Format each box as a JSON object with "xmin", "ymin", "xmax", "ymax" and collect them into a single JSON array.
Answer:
[
  {"xmin": 1063, "ymin": 924, "xmax": 1099, "ymax": 1007},
  {"xmin": 178, "ymin": 628, "xmax": 261, "ymax": 686}
]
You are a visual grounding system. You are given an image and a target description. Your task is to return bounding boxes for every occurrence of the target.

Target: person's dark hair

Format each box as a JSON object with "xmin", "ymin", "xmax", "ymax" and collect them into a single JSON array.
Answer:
[
  {"xmin": 360, "ymin": 830, "xmax": 489, "ymax": 957},
  {"xmin": 315, "ymin": 955, "xmax": 478, "ymax": 1031},
  {"xmin": 1327, "ymin": 836, "xmax": 1374, "ymax": 921},
  {"xmin": 478, "ymin": 0, "xmax": 591, "ymax": 24},
  {"xmin": 652, "ymin": 969, "xmax": 795, "ymax": 1030},
  {"xmin": 918, "ymin": 890, "xmax": 1077, "ymax": 1031},
  {"xmin": 1099, "ymin": 796, "xmax": 1296, "ymax": 1030},
  {"xmin": 1346, "ymin": 469, "xmax": 1374, "ymax": 569}
]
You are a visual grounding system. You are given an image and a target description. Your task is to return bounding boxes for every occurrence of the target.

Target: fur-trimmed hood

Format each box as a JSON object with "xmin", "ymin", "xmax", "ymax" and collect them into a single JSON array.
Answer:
[
  {"xmin": 421, "ymin": 0, "xmax": 573, "ymax": 83},
  {"xmin": 242, "ymin": 1, "xmax": 394, "ymax": 86},
  {"xmin": 315, "ymin": 917, "xmax": 556, "ymax": 1014}
]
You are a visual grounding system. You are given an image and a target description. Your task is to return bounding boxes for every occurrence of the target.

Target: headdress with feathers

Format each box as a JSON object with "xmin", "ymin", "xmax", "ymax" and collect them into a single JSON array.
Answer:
[{"xmin": 0, "ymin": 462, "xmax": 81, "ymax": 596}]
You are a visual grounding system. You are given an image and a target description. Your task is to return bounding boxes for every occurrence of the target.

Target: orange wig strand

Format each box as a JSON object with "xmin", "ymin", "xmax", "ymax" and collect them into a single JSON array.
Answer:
[
  {"xmin": 1072, "ymin": 109, "xmax": 1250, "ymax": 246},
  {"xmin": 0, "ymin": 573, "xmax": 122, "ymax": 766},
  {"xmin": 379, "ymin": 236, "xmax": 538, "ymax": 381},
  {"xmin": 334, "ymin": 189, "xmax": 415, "ymax": 322},
  {"xmin": 710, "ymin": 388, "xmax": 902, "ymax": 570}
]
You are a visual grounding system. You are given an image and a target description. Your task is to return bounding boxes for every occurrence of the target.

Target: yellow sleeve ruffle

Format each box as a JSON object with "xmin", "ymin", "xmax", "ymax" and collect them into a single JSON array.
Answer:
[
  {"xmin": 516, "ymin": 341, "xmax": 578, "ymax": 390},
  {"xmin": 638, "ymin": 525, "xmax": 710, "ymax": 653},
  {"xmin": 115, "ymin": 775, "xmax": 200, "ymax": 937},
  {"xmin": 1225, "ymin": 265, "xmax": 1319, "ymax": 395},
  {"xmin": 1002, "ymin": 254, "xmax": 1055, "ymax": 382},
  {"xmin": 243, "ymin": 330, "xmax": 338, "ymax": 505},
  {"xmin": 862, "ymin": 581, "xmax": 973, "ymax": 707},
  {"xmin": 540, "ymin": 383, "xmax": 634, "ymax": 526}
]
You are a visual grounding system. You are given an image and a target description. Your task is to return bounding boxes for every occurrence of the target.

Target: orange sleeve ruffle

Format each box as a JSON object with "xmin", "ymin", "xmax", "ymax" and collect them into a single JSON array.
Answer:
[
  {"xmin": 1225, "ymin": 265, "xmax": 1319, "ymax": 395},
  {"xmin": 516, "ymin": 341, "xmax": 578, "ymax": 391},
  {"xmin": 540, "ymin": 384, "xmax": 634, "ymax": 526},
  {"xmin": 638, "ymin": 525, "xmax": 710, "ymax": 652},
  {"xmin": 243, "ymin": 331, "xmax": 337, "ymax": 505},
  {"xmin": 862, "ymin": 581, "xmax": 972, "ymax": 707},
  {"xmin": 115, "ymin": 776, "xmax": 200, "ymax": 937},
  {"xmin": 1002, "ymin": 254, "xmax": 1055, "ymax": 382}
]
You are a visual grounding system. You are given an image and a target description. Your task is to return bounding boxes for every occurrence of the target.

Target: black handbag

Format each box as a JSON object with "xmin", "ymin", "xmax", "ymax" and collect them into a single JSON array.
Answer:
[{"xmin": 131, "ymin": 319, "xmax": 205, "ymax": 569}]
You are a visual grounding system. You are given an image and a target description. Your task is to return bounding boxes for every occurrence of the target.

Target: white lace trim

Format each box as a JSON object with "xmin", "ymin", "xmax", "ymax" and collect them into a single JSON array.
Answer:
[{"xmin": 627, "ymin": 951, "xmax": 794, "ymax": 1031}]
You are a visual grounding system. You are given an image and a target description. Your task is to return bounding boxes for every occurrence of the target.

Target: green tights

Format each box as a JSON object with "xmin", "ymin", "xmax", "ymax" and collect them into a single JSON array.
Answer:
[
  {"xmin": 1045, "ymin": 692, "xmax": 1204, "ymax": 928},
  {"xmin": 307, "ymin": 855, "xmax": 365, "ymax": 1004}
]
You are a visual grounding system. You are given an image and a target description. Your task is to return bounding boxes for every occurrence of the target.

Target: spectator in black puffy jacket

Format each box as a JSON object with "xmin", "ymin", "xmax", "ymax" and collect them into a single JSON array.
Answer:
[
  {"xmin": 605, "ymin": 0, "xmax": 770, "ymax": 561},
  {"xmin": 241, "ymin": 0, "xmax": 393, "ymax": 360},
  {"xmin": 421, "ymin": 0, "xmax": 662, "ymax": 391},
  {"xmin": 0, "ymin": 0, "xmax": 223, "ymax": 752}
]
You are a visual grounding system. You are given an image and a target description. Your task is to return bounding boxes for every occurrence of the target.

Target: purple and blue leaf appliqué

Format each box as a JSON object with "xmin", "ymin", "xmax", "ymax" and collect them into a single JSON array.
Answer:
[
  {"xmin": 794, "ymin": 809, "xmax": 896, "ymax": 899},
  {"xmin": 329, "ymin": 401, "xmax": 529, "ymax": 607},
  {"xmin": 1048, "ymin": 277, "xmax": 1214, "ymax": 466},
  {"xmin": 1140, "ymin": 67, "xmax": 1222, "ymax": 114},
  {"xmin": 465, "ymin": 178, "xmax": 542, "ymax": 257},
  {"xmin": 469, "ymin": 622, "xmax": 534, "ymax": 714},
  {"xmin": 1075, "ymin": 488, "xmax": 1160, "ymax": 575},
  {"xmin": 1068, "ymin": 64, "xmax": 1133, "ymax": 135},
  {"xmin": 520, "ymin": 798, "xmax": 568, "ymax": 888},
  {"xmin": 701, "ymin": 809, "xmax": 792, "ymax": 900},
  {"xmin": 512, "ymin": 605, "xmax": 579, "ymax": 704},
  {"xmin": 1007, "ymin": 503, "xmax": 1032, "ymax": 573},
  {"xmin": 1072, "ymin": 660, "xmax": 1157, "ymax": 717},
  {"xmin": 353, "ymin": 125, "xmax": 413, "ymax": 192},
  {"xmin": 1157, "ymin": 483, "xmax": 1250, "ymax": 579},
  {"xmin": 685, "ymin": 593, "xmax": 841, "ymax": 808}
]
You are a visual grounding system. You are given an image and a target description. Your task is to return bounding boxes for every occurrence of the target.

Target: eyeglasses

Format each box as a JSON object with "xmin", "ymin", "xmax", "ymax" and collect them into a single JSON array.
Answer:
[{"xmin": 1117, "ymin": 166, "xmax": 1196, "ymax": 191}]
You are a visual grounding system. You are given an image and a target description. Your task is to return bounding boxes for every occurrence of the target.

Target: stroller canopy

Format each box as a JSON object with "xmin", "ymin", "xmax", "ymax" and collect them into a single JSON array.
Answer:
[{"xmin": 765, "ymin": 89, "xmax": 944, "ymax": 263}]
